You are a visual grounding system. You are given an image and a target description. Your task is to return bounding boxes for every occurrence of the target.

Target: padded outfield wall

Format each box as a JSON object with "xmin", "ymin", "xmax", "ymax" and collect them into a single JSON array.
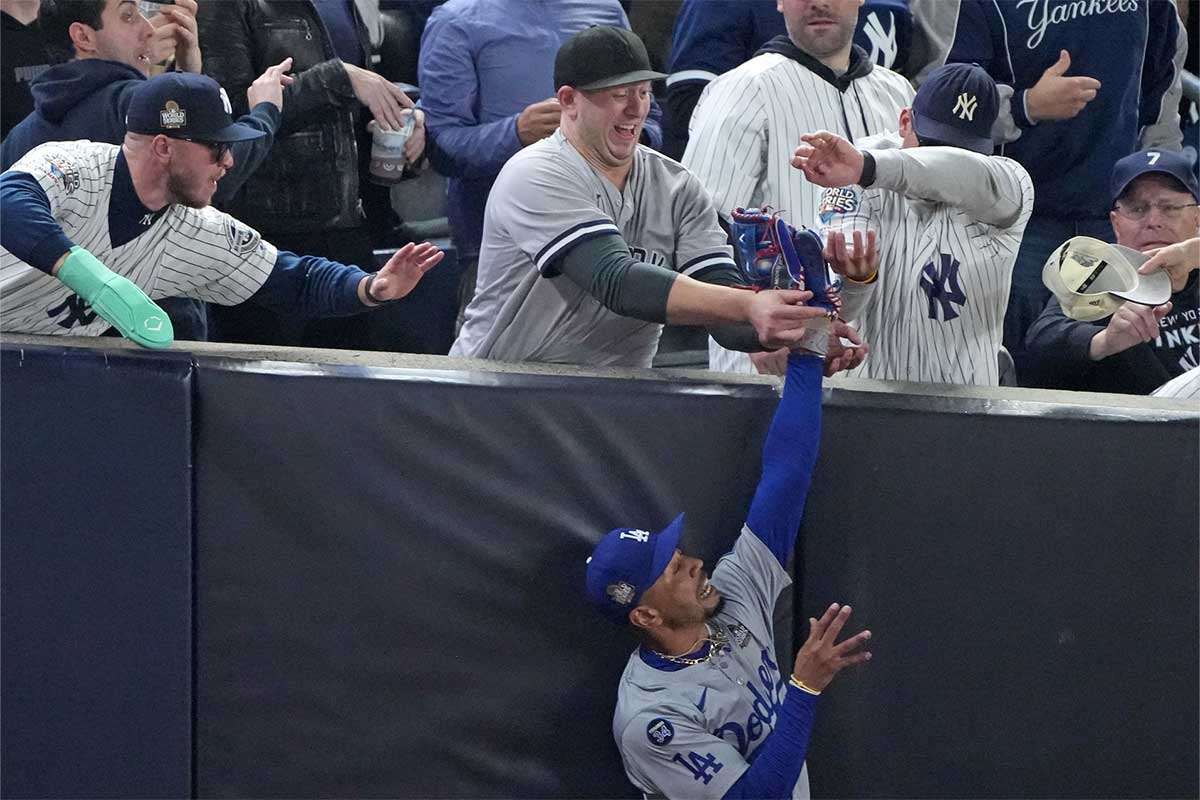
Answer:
[{"xmin": 2, "ymin": 337, "xmax": 1196, "ymax": 798}]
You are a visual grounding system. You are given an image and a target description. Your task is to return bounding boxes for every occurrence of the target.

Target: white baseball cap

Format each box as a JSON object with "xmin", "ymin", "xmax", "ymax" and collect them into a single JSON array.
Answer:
[{"xmin": 1042, "ymin": 236, "xmax": 1172, "ymax": 322}]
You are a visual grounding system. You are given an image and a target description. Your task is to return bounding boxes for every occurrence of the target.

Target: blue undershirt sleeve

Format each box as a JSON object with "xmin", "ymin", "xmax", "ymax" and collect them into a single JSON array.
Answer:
[
  {"xmin": 744, "ymin": 353, "xmax": 824, "ymax": 566},
  {"xmin": 721, "ymin": 689, "xmax": 818, "ymax": 799},
  {"xmin": 248, "ymin": 250, "xmax": 368, "ymax": 318},
  {"xmin": 0, "ymin": 171, "xmax": 76, "ymax": 273}
]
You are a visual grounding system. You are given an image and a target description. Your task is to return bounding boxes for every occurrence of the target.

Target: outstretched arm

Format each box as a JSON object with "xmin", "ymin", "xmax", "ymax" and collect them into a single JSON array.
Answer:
[
  {"xmin": 743, "ymin": 351, "xmax": 824, "ymax": 566},
  {"xmin": 792, "ymin": 131, "xmax": 1029, "ymax": 228}
]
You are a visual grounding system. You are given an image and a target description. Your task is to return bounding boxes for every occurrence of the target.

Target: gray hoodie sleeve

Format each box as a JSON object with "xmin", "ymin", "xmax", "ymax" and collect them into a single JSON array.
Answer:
[{"xmin": 868, "ymin": 146, "xmax": 1032, "ymax": 229}]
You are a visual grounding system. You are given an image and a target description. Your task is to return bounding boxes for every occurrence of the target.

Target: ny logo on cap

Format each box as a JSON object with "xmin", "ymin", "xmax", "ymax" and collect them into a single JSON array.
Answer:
[
  {"xmin": 160, "ymin": 100, "xmax": 186, "ymax": 129},
  {"xmin": 953, "ymin": 93, "xmax": 977, "ymax": 121},
  {"xmin": 607, "ymin": 582, "xmax": 636, "ymax": 606},
  {"xmin": 620, "ymin": 529, "xmax": 650, "ymax": 543}
]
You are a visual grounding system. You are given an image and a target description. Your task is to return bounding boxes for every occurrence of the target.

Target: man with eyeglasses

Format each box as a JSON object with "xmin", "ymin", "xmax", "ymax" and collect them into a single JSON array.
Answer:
[
  {"xmin": 0, "ymin": 72, "xmax": 443, "ymax": 348},
  {"xmin": 1025, "ymin": 149, "xmax": 1200, "ymax": 394}
]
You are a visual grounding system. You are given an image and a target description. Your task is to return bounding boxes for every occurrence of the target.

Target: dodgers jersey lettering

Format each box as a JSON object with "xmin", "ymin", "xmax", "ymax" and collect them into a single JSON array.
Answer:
[
  {"xmin": 820, "ymin": 133, "xmax": 1035, "ymax": 386},
  {"xmin": 682, "ymin": 48, "xmax": 914, "ymax": 374},
  {"xmin": 451, "ymin": 129, "xmax": 735, "ymax": 368},
  {"xmin": 615, "ymin": 532, "xmax": 809, "ymax": 799},
  {"xmin": 1, "ymin": 141, "xmax": 275, "ymax": 336}
]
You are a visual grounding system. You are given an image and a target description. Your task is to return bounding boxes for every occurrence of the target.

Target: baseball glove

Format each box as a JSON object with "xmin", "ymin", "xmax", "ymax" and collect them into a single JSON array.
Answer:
[{"xmin": 729, "ymin": 206, "xmax": 841, "ymax": 318}]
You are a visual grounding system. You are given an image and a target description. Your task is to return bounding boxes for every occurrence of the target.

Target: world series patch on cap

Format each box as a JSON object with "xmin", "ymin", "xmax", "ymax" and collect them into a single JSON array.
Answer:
[{"xmin": 1042, "ymin": 236, "xmax": 1171, "ymax": 322}]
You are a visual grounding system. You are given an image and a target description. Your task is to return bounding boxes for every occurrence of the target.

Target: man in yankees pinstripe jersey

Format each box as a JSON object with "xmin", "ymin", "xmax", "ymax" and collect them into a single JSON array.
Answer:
[
  {"xmin": 683, "ymin": 0, "xmax": 914, "ymax": 376},
  {"xmin": 793, "ymin": 63, "xmax": 1035, "ymax": 387},
  {"xmin": 451, "ymin": 26, "xmax": 840, "ymax": 369},
  {"xmin": 0, "ymin": 72, "xmax": 442, "ymax": 346}
]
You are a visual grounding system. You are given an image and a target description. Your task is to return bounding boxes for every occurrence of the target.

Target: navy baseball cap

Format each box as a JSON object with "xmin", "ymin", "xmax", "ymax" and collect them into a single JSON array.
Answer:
[
  {"xmin": 555, "ymin": 26, "xmax": 666, "ymax": 91},
  {"xmin": 585, "ymin": 513, "xmax": 685, "ymax": 625},
  {"xmin": 911, "ymin": 63, "xmax": 998, "ymax": 155},
  {"xmin": 126, "ymin": 72, "xmax": 265, "ymax": 143},
  {"xmin": 1110, "ymin": 148, "xmax": 1200, "ymax": 203}
]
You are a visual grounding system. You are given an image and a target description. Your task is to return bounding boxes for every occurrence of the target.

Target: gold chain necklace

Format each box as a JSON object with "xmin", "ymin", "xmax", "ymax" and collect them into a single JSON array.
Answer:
[{"xmin": 652, "ymin": 625, "xmax": 730, "ymax": 666}]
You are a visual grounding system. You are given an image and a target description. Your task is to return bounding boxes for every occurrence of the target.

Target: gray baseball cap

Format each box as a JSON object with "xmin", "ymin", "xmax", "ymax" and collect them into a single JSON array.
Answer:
[{"xmin": 554, "ymin": 26, "xmax": 666, "ymax": 91}]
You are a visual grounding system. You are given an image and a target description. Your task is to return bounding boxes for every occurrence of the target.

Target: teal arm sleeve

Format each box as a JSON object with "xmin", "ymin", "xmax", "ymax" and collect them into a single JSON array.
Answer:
[{"xmin": 57, "ymin": 247, "xmax": 174, "ymax": 349}]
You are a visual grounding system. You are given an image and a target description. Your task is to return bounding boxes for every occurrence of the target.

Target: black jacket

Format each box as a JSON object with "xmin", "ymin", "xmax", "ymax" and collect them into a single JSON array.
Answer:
[{"xmin": 197, "ymin": 0, "xmax": 369, "ymax": 232}]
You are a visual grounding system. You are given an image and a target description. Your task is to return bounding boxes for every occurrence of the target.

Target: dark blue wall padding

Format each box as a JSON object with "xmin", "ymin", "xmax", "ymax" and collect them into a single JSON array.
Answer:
[
  {"xmin": 191, "ymin": 361, "xmax": 780, "ymax": 798},
  {"xmin": 798, "ymin": 395, "xmax": 1199, "ymax": 799},
  {"xmin": 0, "ymin": 344, "xmax": 194, "ymax": 798}
]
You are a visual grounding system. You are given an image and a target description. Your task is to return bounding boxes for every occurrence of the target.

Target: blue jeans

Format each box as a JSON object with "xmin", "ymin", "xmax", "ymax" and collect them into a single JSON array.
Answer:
[{"xmin": 1005, "ymin": 214, "xmax": 1113, "ymax": 386}]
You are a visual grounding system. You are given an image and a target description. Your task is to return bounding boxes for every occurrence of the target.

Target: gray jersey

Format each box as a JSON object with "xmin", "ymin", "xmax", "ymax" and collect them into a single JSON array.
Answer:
[
  {"xmin": 450, "ymin": 130, "xmax": 735, "ymax": 368},
  {"xmin": 821, "ymin": 133, "xmax": 1035, "ymax": 386},
  {"xmin": 1, "ymin": 141, "xmax": 276, "ymax": 336},
  {"xmin": 681, "ymin": 51, "xmax": 914, "ymax": 374},
  {"xmin": 613, "ymin": 531, "xmax": 808, "ymax": 799}
]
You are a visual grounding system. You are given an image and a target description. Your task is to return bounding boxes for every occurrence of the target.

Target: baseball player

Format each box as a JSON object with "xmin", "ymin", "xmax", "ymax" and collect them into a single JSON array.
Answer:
[
  {"xmin": 793, "ymin": 63, "xmax": 1035, "ymax": 386},
  {"xmin": 0, "ymin": 72, "xmax": 442, "ymax": 347},
  {"xmin": 681, "ymin": 0, "xmax": 915, "ymax": 376},
  {"xmin": 586, "ymin": 345, "xmax": 871, "ymax": 799},
  {"xmin": 450, "ymin": 26, "xmax": 836, "ymax": 369}
]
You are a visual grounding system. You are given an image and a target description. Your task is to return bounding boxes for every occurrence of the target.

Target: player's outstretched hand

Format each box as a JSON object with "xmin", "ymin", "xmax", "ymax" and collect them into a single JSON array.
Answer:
[
  {"xmin": 823, "ymin": 319, "xmax": 867, "ymax": 376},
  {"xmin": 366, "ymin": 242, "xmax": 444, "ymax": 303},
  {"xmin": 1139, "ymin": 237, "xmax": 1200, "ymax": 292},
  {"xmin": 824, "ymin": 229, "xmax": 877, "ymax": 281},
  {"xmin": 791, "ymin": 131, "xmax": 864, "ymax": 188},
  {"xmin": 792, "ymin": 602, "xmax": 872, "ymax": 694},
  {"xmin": 1088, "ymin": 301, "xmax": 1172, "ymax": 361},
  {"xmin": 749, "ymin": 289, "xmax": 834, "ymax": 349},
  {"xmin": 248, "ymin": 58, "xmax": 295, "ymax": 112},
  {"xmin": 345, "ymin": 64, "xmax": 414, "ymax": 131},
  {"xmin": 1025, "ymin": 50, "xmax": 1100, "ymax": 123}
]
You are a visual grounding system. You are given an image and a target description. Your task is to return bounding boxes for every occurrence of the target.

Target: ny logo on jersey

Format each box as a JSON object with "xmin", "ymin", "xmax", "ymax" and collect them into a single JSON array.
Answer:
[
  {"xmin": 953, "ymin": 93, "xmax": 978, "ymax": 121},
  {"xmin": 920, "ymin": 254, "xmax": 968, "ymax": 321},
  {"xmin": 47, "ymin": 294, "xmax": 96, "ymax": 329},
  {"xmin": 860, "ymin": 10, "xmax": 898, "ymax": 68}
]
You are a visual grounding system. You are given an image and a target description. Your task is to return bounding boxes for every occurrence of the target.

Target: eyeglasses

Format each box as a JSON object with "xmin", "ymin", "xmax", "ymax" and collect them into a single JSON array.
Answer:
[
  {"xmin": 178, "ymin": 138, "xmax": 233, "ymax": 163},
  {"xmin": 1112, "ymin": 201, "xmax": 1200, "ymax": 221}
]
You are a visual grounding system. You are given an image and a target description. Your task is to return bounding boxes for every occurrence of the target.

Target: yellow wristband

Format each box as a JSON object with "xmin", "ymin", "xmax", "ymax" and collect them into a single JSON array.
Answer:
[
  {"xmin": 843, "ymin": 268, "xmax": 878, "ymax": 285},
  {"xmin": 788, "ymin": 675, "xmax": 821, "ymax": 696}
]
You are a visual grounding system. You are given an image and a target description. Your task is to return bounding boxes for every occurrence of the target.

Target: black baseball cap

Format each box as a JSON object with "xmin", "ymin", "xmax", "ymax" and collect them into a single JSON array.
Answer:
[
  {"xmin": 911, "ymin": 63, "xmax": 999, "ymax": 155},
  {"xmin": 554, "ymin": 26, "xmax": 666, "ymax": 91},
  {"xmin": 126, "ymin": 72, "xmax": 266, "ymax": 143},
  {"xmin": 1110, "ymin": 148, "xmax": 1200, "ymax": 203}
]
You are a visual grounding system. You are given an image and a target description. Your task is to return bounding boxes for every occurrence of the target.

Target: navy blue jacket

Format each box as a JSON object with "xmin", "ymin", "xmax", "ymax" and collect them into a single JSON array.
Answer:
[
  {"xmin": 942, "ymin": 0, "xmax": 1183, "ymax": 220},
  {"xmin": 1, "ymin": 58, "xmax": 279, "ymax": 206}
]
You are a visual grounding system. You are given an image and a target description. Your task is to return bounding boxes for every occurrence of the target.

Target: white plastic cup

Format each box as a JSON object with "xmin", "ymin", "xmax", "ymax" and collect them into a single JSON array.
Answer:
[{"xmin": 367, "ymin": 113, "xmax": 415, "ymax": 186}]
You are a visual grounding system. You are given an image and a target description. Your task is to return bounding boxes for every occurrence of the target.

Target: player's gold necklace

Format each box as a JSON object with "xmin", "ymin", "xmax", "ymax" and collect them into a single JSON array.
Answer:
[{"xmin": 652, "ymin": 624, "xmax": 729, "ymax": 666}]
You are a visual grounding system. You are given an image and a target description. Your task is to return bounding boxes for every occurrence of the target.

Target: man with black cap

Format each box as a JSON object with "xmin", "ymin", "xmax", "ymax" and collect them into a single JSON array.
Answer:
[
  {"xmin": 1024, "ymin": 149, "xmax": 1199, "ymax": 395},
  {"xmin": 792, "ymin": 62, "xmax": 1035, "ymax": 386},
  {"xmin": 451, "ymin": 25, "xmax": 849, "ymax": 369},
  {"xmin": 587, "ymin": 345, "xmax": 871, "ymax": 798},
  {"xmin": 0, "ymin": 71, "xmax": 442, "ymax": 348}
]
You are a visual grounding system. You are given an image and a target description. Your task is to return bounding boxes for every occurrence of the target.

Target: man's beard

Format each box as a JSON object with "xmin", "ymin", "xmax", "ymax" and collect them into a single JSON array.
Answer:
[
  {"xmin": 167, "ymin": 170, "xmax": 210, "ymax": 210},
  {"xmin": 789, "ymin": 17, "xmax": 855, "ymax": 60}
]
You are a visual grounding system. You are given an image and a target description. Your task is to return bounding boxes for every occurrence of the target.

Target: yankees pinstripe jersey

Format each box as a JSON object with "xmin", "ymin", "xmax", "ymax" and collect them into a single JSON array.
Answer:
[
  {"xmin": 821, "ymin": 133, "xmax": 1035, "ymax": 386},
  {"xmin": 1, "ymin": 141, "xmax": 275, "ymax": 336},
  {"xmin": 681, "ymin": 42, "xmax": 914, "ymax": 374},
  {"xmin": 1153, "ymin": 366, "xmax": 1200, "ymax": 400},
  {"xmin": 450, "ymin": 129, "xmax": 735, "ymax": 367},
  {"xmin": 614, "ymin": 530, "xmax": 810, "ymax": 800}
]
